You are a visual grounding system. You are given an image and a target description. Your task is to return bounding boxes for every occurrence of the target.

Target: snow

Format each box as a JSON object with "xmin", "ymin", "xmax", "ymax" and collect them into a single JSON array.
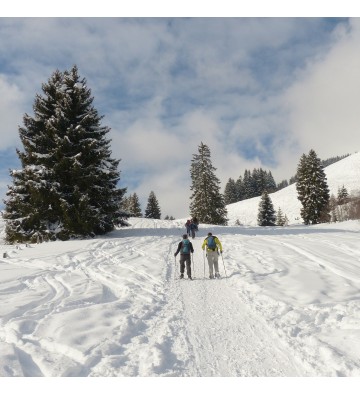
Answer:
[
  {"xmin": 1, "ymin": 213, "xmax": 360, "ymax": 380},
  {"xmin": 1, "ymin": 153, "xmax": 360, "ymax": 388}
]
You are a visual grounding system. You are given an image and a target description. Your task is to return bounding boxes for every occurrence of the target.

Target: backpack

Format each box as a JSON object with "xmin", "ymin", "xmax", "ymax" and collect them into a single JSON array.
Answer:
[
  {"xmin": 181, "ymin": 239, "xmax": 190, "ymax": 254},
  {"xmin": 207, "ymin": 236, "xmax": 217, "ymax": 250}
]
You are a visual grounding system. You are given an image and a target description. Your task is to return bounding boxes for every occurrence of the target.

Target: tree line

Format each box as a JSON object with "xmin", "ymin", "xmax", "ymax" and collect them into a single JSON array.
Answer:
[
  {"xmin": 224, "ymin": 169, "xmax": 277, "ymax": 205},
  {"xmin": 2, "ymin": 65, "xmax": 357, "ymax": 243}
]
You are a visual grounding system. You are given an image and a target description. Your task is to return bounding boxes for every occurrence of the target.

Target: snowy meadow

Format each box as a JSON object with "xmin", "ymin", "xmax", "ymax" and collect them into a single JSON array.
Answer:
[{"xmin": 1, "ymin": 153, "xmax": 360, "ymax": 382}]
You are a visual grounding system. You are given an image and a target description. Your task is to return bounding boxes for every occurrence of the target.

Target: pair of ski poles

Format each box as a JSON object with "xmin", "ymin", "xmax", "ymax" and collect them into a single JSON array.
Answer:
[{"xmin": 202, "ymin": 250, "xmax": 228, "ymax": 279}]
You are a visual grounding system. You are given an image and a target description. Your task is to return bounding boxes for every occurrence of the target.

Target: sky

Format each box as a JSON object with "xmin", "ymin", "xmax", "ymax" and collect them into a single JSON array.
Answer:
[{"xmin": 1, "ymin": 3, "xmax": 360, "ymax": 219}]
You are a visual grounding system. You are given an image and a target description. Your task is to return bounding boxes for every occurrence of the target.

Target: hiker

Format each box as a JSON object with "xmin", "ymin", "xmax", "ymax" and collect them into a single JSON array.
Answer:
[
  {"xmin": 202, "ymin": 232, "xmax": 223, "ymax": 279},
  {"xmin": 174, "ymin": 234, "xmax": 194, "ymax": 279},
  {"xmin": 185, "ymin": 219, "xmax": 191, "ymax": 236},
  {"xmin": 190, "ymin": 220, "xmax": 198, "ymax": 239}
]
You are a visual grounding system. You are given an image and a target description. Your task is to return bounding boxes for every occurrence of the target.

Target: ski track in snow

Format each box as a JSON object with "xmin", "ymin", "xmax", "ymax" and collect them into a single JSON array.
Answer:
[{"xmin": 1, "ymin": 219, "xmax": 360, "ymax": 376}]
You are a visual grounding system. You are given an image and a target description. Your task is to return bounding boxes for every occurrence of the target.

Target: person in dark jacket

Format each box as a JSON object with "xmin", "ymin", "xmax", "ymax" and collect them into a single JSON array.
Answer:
[
  {"xmin": 174, "ymin": 234, "xmax": 194, "ymax": 279},
  {"xmin": 190, "ymin": 220, "xmax": 198, "ymax": 239},
  {"xmin": 185, "ymin": 219, "xmax": 191, "ymax": 236}
]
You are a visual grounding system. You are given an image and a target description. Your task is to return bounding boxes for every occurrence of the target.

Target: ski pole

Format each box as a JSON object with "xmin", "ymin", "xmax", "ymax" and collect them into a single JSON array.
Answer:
[
  {"xmin": 221, "ymin": 252, "xmax": 228, "ymax": 279},
  {"xmin": 202, "ymin": 250, "xmax": 204, "ymax": 278},
  {"xmin": 174, "ymin": 255, "xmax": 177, "ymax": 280},
  {"xmin": 191, "ymin": 253, "xmax": 195, "ymax": 278}
]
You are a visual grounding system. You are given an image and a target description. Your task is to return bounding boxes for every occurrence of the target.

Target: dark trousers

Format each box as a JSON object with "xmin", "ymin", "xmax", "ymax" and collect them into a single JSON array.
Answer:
[{"xmin": 180, "ymin": 254, "xmax": 191, "ymax": 277}]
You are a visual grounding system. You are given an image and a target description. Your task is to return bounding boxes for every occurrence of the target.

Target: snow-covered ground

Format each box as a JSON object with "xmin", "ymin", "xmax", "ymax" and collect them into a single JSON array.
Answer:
[{"xmin": 1, "ymin": 216, "xmax": 360, "ymax": 379}]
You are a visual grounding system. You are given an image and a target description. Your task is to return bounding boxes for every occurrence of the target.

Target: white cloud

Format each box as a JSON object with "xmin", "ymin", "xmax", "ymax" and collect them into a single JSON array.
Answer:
[
  {"xmin": 284, "ymin": 18, "xmax": 360, "ymax": 161},
  {"xmin": 0, "ymin": 75, "xmax": 23, "ymax": 149}
]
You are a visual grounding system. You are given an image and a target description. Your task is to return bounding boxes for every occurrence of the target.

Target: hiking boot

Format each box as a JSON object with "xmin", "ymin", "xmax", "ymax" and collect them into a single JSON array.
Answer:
[
  {"xmin": 215, "ymin": 272, "xmax": 220, "ymax": 278},
  {"xmin": 188, "ymin": 276, "xmax": 193, "ymax": 280},
  {"xmin": 180, "ymin": 274, "xmax": 184, "ymax": 279},
  {"xmin": 209, "ymin": 275, "xmax": 214, "ymax": 279}
]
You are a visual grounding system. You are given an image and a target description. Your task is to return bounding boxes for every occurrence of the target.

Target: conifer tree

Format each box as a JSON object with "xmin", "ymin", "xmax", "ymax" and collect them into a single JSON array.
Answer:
[
  {"xmin": 130, "ymin": 193, "xmax": 142, "ymax": 217},
  {"xmin": 251, "ymin": 169, "xmax": 261, "ymax": 197},
  {"xmin": 275, "ymin": 207, "xmax": 286, "ymax": 226},
  {"xmin": 337, "ymin": 185, "xmax": 349, "ymax": 205},
  {"xmin": 189, "ymin": 142, "xmax": 227, "ymax": 225},
  {"xmin": 257, "ymin": 191, "xmax": 276, "ymax": 226},
  {"xmin": 296, "ymin": 149, "xmax": 330, "ymax": 225},
  {"xmin": 3, "ymin": 65, "xmax": 126, "ymax": 242},
  {"xmin": 243, "ymin": 169, "xmax": 254, "ymax": 199},
  {"xmin": 121, "ymin": 195, "xmax": 131, "ymax": 214},
  {"xmin": 266, "ymin": 171, "xmax": 277, "ymax": 193},
  {"xmin": 224, "ymin": 178, "xmax": 238, "ymax": 205},
  {"xmin": 145, "ymin": 191, "xmax": 161, "ymax": 219},
  {"xmin": 283, "ymin": 214, "xmax": 289, "ymax": 226},
  {"xmin": 235, "ymin": 175, "xmax": 245, "ymax": 201}
]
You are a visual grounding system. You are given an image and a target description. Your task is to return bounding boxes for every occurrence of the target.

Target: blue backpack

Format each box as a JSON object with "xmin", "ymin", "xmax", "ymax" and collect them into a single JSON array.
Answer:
[
  {"xmin": 181, "ymin": 239, "xmax": 190, "ymax": 254},
  {"xmin": 207, "ymin": 236, "xmax": 217, "ymax": 250}
]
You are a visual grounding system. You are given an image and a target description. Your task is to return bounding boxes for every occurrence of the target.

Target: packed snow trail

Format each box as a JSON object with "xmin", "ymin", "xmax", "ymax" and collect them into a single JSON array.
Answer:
[{"xmin": 175, "ymin": 267, "xmax": 305, "ymax": 376}]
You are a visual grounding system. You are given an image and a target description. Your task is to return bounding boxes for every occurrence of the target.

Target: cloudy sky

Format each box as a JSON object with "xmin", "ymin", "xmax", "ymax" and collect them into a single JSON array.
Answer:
[{"xmin": 0, "ymin": 6, "xmax": 359, "ymax": 219}]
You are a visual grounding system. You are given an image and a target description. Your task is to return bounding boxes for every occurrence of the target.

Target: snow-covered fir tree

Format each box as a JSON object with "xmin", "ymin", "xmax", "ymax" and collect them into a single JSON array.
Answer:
[
  {"xmin": 275, "ymin": 207, "xmax": 286, "ymax": 226},
  {"xmin": 145, "ymin": 191, "xmax": 161, "ymax": 219},
  {"xmin": 130, "ymin": 193, "xmax": 142, "ymax": 217},
  {"xmin": 120, "ymin": 195, "xmax": 131, "ymax": 214},
  {"xmin": 257, "ymin": 191, "xmax": 276, "ymax": 226},
  {"xmin": 189, "ymin": 142, "xmax": 228, "ymax": 225},
  {"xmin": 235, "ymin": 175, "xmax": 245, "ymax": 201},
  {"xmin": 242, "ymin": 169, "xmax": 254, "ymax": 199},
  {"xmin": 337, "ymin": 185, "xmax": 349, "ymax": 205},
  {"xmin": 3, "ymin": 65, "xmax": 127, "ymax": 243},
  {"xmin": 296, "ymin": 149, "xmax": 330, "ymax": 225},
  {"xmin": 265, "ymin": 171, "xmax": 277, "ymax": 193},
  {"xmin": 224, "ymin": 178, "xmax": 238, "ymax": 204}
]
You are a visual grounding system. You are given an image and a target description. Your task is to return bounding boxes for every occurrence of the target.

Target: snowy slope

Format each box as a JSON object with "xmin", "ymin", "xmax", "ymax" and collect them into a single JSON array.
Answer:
[
  {"xmin": 1, "ymin": 216, "xmax": 360, "ymax": 377},
  {"xmin": 227, "ymin": 151, "xmax": 360, "ymax": 226}
]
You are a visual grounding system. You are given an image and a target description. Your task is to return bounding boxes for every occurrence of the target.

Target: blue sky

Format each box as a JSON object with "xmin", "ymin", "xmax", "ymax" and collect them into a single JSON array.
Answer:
[{"xmin": 1, "ymin": 10, "xmax": 359, "ymax": 218}]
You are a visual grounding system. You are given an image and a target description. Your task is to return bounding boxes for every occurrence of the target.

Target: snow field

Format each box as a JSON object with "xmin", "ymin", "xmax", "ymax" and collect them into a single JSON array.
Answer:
[{"xmin": 1, "ymin": 217, "xmax": 360, "ymax": 378}]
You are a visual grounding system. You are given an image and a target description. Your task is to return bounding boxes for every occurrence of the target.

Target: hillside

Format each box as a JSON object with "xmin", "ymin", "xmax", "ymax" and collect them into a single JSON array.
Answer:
[{"xmin": 227, "ymin": 151, "xmax": 360, "ymax": 226}]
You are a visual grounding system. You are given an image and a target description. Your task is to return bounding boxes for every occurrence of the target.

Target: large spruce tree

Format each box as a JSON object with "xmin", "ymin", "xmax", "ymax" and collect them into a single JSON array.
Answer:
[
  {"xmin": 3, "ymin": 65, "xmax": 126, "ymax": 243},
  {"xmin": 189, "ymin": 142, "xmax": 227, "ymax": 225},
  {"xmin": 296, "ymin": 149, "xmax": 330, "ymax": 225},
  {"xmin": 145, "ymin": 191, "xmax": 161, "ymax": 219}
]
